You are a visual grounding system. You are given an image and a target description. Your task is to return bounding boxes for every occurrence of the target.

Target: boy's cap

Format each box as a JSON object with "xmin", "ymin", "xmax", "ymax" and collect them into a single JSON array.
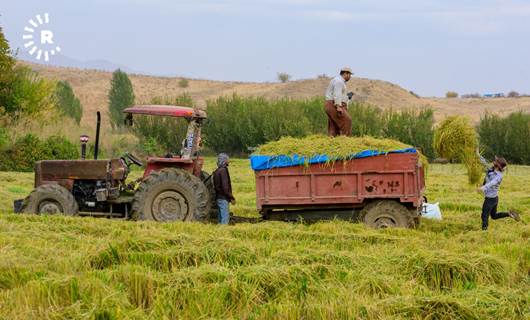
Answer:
[{"xmin": 494, "ymin": 156, "xmax": 507, "ymax": 171}]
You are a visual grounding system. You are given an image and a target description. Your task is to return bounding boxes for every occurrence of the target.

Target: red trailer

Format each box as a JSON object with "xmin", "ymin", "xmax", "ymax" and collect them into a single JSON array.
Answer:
[{"xmin": 253, "ymin": 152, "xmax": 425, "ymax": 228}]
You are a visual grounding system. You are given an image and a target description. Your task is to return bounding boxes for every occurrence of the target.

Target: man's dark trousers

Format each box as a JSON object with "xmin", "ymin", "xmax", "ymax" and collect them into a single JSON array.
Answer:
[{"xmin": 481, "ymin": 197, "xmax": 509, "ymax": 230}]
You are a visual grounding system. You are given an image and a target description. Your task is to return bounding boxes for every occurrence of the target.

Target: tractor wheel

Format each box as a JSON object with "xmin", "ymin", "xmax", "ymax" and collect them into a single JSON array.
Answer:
[
  {"xmin": 360, "ymin": 200, "xmax": 414, "ymax": 229},
  {"xmin": 200, "ymin": 170, "xmax": 218, "ymax": 221},
  {"xmin": 22, "ymin": 184, "xmax": 79, "ymax": 215},
  {"xmin": 132, "ymin": 168, "xmax": 210, "ymax": 222}
]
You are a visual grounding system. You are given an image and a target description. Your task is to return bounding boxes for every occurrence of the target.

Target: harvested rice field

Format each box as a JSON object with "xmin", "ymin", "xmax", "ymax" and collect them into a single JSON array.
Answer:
[{"xmin": 0, "ymin": 158, "xmax": 529, "ymax": 319}]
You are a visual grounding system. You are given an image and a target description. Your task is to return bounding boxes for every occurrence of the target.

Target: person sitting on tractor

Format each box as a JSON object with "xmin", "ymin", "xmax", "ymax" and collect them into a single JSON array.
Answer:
[
  {"xmin": 476, "ymin": 150, "xmax": 521, "ymax": 230},
  {"xmin": 213, "ymin": 153, "xmax": 235, "ymax": 225}
]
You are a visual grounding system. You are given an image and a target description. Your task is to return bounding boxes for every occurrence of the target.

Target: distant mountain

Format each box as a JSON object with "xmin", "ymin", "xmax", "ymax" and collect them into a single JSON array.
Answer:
[{"xmin": 17, "ymin": 51, "xmax": 138, "ymax": 73}]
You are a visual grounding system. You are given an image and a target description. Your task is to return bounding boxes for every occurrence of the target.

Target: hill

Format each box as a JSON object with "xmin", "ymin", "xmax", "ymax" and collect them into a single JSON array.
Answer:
[{"xmin": 24, "ymin": 62, "xmax": 530, "ymax": 127}]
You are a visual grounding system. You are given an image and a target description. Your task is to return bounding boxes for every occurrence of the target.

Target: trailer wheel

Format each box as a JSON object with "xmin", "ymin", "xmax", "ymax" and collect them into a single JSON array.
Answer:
[
  {"xmin": 22, "ymin": 184, "xmax": 79, "ymax": 215},
  {"xmin": 132, "ymin": 168, "xmax": 210, "ymax": 222},
  {"xmin": 360, "ymin": 200, "xmax": 413, "ymax": 229}
]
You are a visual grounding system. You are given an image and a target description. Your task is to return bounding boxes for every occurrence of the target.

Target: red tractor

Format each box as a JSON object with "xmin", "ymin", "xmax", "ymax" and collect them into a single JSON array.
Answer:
[{"xmin": 15, "ymin": 105, "xmax": 216, "ymax": 222}]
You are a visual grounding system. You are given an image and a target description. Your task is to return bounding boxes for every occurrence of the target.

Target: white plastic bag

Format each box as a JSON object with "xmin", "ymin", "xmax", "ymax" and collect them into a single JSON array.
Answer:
[{"xmin": 421, "ymin": 202, "xmax": 442, "ymax": 220}]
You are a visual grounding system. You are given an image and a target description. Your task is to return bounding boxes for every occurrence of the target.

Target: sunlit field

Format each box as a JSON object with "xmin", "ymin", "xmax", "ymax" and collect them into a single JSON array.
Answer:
[{"xmin": 0, "ymin": 159, "xmax": 528, "ymax": 319}]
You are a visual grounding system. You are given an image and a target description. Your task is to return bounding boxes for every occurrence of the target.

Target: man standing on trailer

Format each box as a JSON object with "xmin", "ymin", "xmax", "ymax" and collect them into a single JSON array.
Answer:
[
  {"xmin": 213, "ymin": 153, "xmax": 235, "ymax": 225},
  {"xmin": 324, "ymin": 67, "xmax": 354, "ymax": 136}
]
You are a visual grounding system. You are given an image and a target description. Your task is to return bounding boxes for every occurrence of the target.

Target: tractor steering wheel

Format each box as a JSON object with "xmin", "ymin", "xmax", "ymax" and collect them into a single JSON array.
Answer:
[{"xmin": 123, "ymin": 152, "xmax": 144, "ymax": 167}]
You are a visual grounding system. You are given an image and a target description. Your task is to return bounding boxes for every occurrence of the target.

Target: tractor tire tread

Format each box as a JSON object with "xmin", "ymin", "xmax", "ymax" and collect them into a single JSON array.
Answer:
[
  {"xmin": 21, "ymin": 184, "xmax": 79, "ymax": 215},
  {"xmin": 132, "ymin": 168, "xmax": 210, "ymax": 222}
]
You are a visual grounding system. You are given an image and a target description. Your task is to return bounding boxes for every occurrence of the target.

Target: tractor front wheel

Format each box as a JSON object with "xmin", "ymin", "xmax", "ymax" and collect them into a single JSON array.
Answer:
[
  {"xmin": 22, "ymin": 184, "xmax": 79, "ymax": 215},
  {"xmin": 132, "ymin": 168, "xmax": 210, "ymax": 222},
  {"xmin": 360, "ymin": 200, "xmax": 414, "ymax": 229}
]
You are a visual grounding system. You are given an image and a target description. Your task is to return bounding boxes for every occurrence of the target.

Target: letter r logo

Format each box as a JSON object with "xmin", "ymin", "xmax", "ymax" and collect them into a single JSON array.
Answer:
[{"xmin": 41, "ymin": 30, "xmax": 54, "ymax": 44}]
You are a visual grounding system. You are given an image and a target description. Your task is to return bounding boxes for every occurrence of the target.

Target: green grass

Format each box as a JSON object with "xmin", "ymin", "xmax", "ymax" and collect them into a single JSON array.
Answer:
[{"xmin": 0, "ymin": 159, "xmax": 529, "ymax": 319}]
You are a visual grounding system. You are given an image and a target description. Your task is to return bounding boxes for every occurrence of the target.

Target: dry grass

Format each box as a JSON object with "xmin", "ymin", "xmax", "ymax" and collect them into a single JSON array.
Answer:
[{"xmin": 23, "ymin": 62, "xmax": 530, "ymax": 130}]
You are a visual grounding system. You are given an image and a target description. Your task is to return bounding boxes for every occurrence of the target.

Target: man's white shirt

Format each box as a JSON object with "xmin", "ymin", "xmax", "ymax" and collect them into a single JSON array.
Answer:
[{"xmin": 325, "ymin": 76, "xmax": 348, "ymax": 106}]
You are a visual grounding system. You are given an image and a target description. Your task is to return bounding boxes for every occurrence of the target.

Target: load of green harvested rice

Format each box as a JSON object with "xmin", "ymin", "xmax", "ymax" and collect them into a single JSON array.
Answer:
[
  {"xmin": 433, "ymin": 116, "xmax": 482, "ymax": 184},
  {"xmin": 254, "ymin": 135, "xmax": 428, "ymax": 166}
]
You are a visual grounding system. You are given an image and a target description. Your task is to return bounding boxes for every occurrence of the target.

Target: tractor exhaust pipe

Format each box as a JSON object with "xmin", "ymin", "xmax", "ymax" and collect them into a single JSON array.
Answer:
[{"xmin": 94, "ymin": 111, "xmax": 101, "ymax": 160}]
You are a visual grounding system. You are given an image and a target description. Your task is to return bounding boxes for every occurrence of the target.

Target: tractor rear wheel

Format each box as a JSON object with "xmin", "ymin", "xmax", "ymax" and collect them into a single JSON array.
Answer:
[
  {"xmin": 200, "ymin": 170, "xmax": 218, "ymax": 221},
  {"xmin": 360, "ymin": 200, "xmax": 413, "ymax": 229},
  {"xmin": 132, "ymin": 168, "xmax": 210, "ymax": 222},
  {"xmin": 22, "ymin": 184, "xmax": 79, "ymax": 215}
]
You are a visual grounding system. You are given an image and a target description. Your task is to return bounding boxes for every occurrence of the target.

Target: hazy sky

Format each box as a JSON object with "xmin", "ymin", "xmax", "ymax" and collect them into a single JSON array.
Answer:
[{"xmin": 2, "ymin": 0, "xmax": 530, "ymax": 96}]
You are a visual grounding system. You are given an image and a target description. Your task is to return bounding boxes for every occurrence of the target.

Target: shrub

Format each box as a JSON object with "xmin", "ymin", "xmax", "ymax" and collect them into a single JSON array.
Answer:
[
  {"xmin": 478, "ymin": 111, "xmax": 530, "ymax": 164},
  {"xmin": 349, "ymin": 103, "xmax": 385, "ymax": 137},
  {"xmin": 0, "ymin": 134, "xmax": 46, "ymax": 171},
  {"xmin": 0, "ymin": 27, "xmax": 16, "ymax": 109},
  {"xmin": 409, "ymin": 91, "xmax": 420, "ymax": 98},
  {"xmin": 108, "ymin": 69, "xmax": 135, "ymax": 129},
  {"xmin": 44, "ymin": 135, "xmax": 79, "ymax": 160},
  {"xmin": 55, "ymin": 80, "xmax": 83, "ymax": 124},
  {"xmin": 178, "ymin": 79, "xmax": 189, "ymax": 88},
  {"xmin": 507, "ymin": 91, "xmax": 520, "ymax": 98},
  {"xmin": 461, "ymin": 93, "xmax": 481, "ymax": 99},
  {"xmin": 384, "ymin": 108, "xmax": 435, "ymax": 159},
  {"xmin": 446, "ymin": 91, "xmax": 458, "ymax": 98},
  {"xmin": 277, "ymin": 72, "xmax": 291, "ymax": 83},
  {"xmin": 0, "ymin": 126, "xmax": 9, "ymax": 149},
  {"xmin": 0, "ymin": 134, "xmax": 78, "ymax": 171},
  {"xmin": 1, "ymin": 28, "xmax": 56, "ymax": 120},
  {"xmin": 3, "ymin": 66, "xmax": 56, "ymax": 118},
  {"xmin": 203, "ymin": 95, "xmax": 435, "ymax": 158},
  {"xmin": 205, "ymin": 95, "xmax": 314, "ymax": 154}
]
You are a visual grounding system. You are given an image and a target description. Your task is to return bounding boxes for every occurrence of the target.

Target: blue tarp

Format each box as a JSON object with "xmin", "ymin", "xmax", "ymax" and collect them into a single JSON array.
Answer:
[{"xmin": 250, "ymin": 148, "xmax": 418, "ymax": 171}]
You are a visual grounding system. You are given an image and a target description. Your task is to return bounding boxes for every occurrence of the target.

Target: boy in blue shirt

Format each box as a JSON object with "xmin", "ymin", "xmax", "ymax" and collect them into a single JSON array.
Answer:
[{"xmin": 476, "ymin": 152, "xmax": 521, "ymax": 230}]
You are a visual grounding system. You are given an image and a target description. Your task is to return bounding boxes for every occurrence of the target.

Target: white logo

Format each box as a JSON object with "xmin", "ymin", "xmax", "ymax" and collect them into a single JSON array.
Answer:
[{"xmin": 22, "ymin": 13, "xmax": 61, "ymax": 62}]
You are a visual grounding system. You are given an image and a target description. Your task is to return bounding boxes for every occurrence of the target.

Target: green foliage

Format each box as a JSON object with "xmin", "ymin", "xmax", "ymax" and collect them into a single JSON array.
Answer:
[
  {"xmin": 204, "ymin": 95, "xmax": 435, "ymax": 158},
  {"xmin": 0, "ymin": 28, "xmax": 55, "ymax": 119},
  {"xmin": 478, "ymin": 111, "xmax": 530, "ymax": 164},
  {"xmin": 55, "ymin": 81, "xmax": 83, "ymax": 124},
  {"xmin": 446, "ymin": 91, "xmax": 458, "ymax": 98},
  {"xmin": 204, "ymin": 95, "xmax": 314, "ymax": 154},
  {"xmin": 178, "ymin": 78, "xmax": 189, "ymax": 88},
  {"xmin": 0, "ymin": 126, "xmax": 9, "ymax": 149},
  {"xmin": 384, "ymin": 108, "xmax": 435, "ymax": 159},
  {"xmin": 1, "ymin": 66, "xmax": 56, "ymax": 118},
  {"xmin": 132, "ymin": 94, "xmax": 192, "ymax": 155},
  {"xmin": 0, "ymin": 134, "xmax": 78, "ymax": 171},
  {"xmin": 349, "ymin": 103, "xmax": 385, "ymax": 137},
  {"xmin": 108, "ymin": 69, "xmax": 135, "ymax": 128},
  {"xmin": 277, "ymin": 72, "xmax": 291, "ymax": 83},
  {"xmin": 0, "ymin": 134, "xmax": 47, "ymax": 171},
  {"xmin": 0, "ymin": 27, "xmax": 16, "ymax": 111},
  {"xmin": 44, "ymin": 135, "xmax": 79, "ymax": 160}
]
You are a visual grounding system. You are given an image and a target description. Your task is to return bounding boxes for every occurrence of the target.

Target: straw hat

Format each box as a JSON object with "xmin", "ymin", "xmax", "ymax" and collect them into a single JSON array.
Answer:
[{"xmin": 340, "ymin": 67, "xmax": 353, "ymax": 74}]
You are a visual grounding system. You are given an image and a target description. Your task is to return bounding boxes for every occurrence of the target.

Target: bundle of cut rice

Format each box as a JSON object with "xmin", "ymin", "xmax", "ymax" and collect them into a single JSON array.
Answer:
[
  {"xmin": 254, "ymin": 135, "xmax": 428, "ymax": 166},
  {"xmin": 433, "ymin": 116, "xmax": 482, "ymax": 184}
]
